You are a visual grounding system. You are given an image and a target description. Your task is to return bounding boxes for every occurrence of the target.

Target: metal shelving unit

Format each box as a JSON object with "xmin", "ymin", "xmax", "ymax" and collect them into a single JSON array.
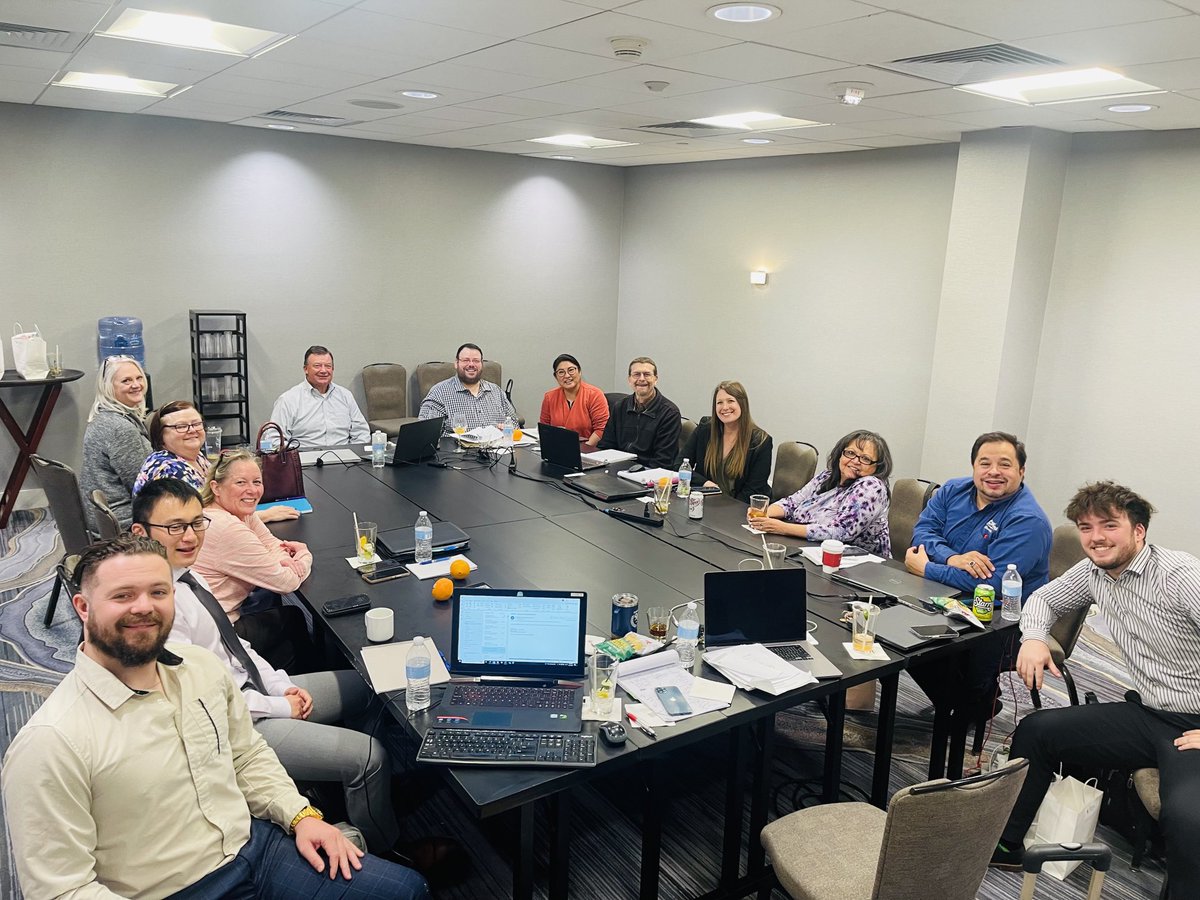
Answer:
[{"xmin": 189, "ymin": 310, "xmax": 249, "ymax": 447}]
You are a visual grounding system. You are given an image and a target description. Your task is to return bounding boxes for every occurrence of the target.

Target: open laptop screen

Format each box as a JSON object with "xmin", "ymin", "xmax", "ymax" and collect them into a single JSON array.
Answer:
[
  {"xmin": 704, "ymin": 569, "xmax": 809, "ymax": 647},
  {"xmin": 450, "ymin": 588, "xmax": 587, "ymax": 680}
]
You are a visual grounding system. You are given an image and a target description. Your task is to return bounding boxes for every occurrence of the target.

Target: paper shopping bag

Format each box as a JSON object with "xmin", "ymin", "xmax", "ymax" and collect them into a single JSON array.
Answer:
[
  {"xmin": 1023, "ymin": 773, "xmax": 1103, "ymax": 880},
  {"xmin": 11, "ymin": 323, "xmax": 49, "ymax": 380}
]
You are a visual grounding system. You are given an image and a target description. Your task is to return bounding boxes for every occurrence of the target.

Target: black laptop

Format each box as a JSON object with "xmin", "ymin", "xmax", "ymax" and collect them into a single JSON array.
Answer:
[
  {"xmin": 704, "ymin": 569, "xmax": 842, "ymax": 679},
  {"xmin": 539, "ymin": 422, "xmax": 608, "ymax": 471},
  {"xmin": 433, "ymin": 588, "xmax": 588, "ymax": 732},
  {"xmin": 387, "ymin": 416, "xmax": 445, "ymax": 465},
  {"xmin": 376, "ymin": 521, "xmax": 469, "ymax": 560}
]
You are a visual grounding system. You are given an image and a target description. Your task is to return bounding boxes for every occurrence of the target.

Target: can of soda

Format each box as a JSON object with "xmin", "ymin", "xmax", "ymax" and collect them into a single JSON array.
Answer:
[
  {"xmin": 611, "ymin": 592, "xmax": 639, "ymax": 636},
  {"xmin": 688, "ymin": 491, "xmax": 704, "ymax": 519},
  {"xmin": 972, "ymin": 584, "xmax": 995, "ymax": 623}
]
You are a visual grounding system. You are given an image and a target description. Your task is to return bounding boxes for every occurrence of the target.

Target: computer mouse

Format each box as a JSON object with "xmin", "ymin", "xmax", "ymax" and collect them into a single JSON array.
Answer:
[
  {"xmin": 627, "ymin": 463, "xmax": 645, "ymax": 473},
  {"xmin": 599, "ymin": 723, "xmax": 628, "ymax": 746}
]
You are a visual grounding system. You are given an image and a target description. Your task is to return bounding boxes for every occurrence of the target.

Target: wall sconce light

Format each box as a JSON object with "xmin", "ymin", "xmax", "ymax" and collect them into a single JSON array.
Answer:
[{"xmin": 750, "ymin": 270, "xmax": 768, "ymax": 285}]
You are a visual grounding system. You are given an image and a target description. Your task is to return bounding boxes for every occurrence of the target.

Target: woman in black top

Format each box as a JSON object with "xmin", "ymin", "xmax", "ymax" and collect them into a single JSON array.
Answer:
[{"xmin": 677, "ymin": 381, "xmax": 773, "ymax": 503}]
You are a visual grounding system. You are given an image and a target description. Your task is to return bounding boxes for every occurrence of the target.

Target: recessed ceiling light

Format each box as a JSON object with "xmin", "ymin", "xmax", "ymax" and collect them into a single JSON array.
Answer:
[
  {"xmin": 98, "ymin": 9, "xmax": 291, "ymax": 57},
  {"xmin": 550, "ymin": 155, "xmax": 575, "ymax": 160},
  {"xmin": 955, "ymin": 67, "xmax": 1164, "ymax": 106},
  {"xmin": 53, "ymin": 71, "xmax": 179, "ymax": 97},
  {"xmin": 528, "ymin": 134, "xmax": 638, "ymax": 149},
  {"xmin": 690, "ymin": 111, "xmax": 826, "ymax": 131},
  {"xmin": 348, "ymin": 99, "xmax": 403, "ymax": 110},
  {"xmin": 266, "ymin": 123, "xmax": 296, "ymax": 130},
  {"xmin": 743, "ymin": 138, "xmax": 773, "ymax": 144},
  {"xmin": 1106, "ymin": 103, "xmax": 1157, "ymax": 113},
  {"xmin": 401, "ymin": 90, "xmax": 440, "ymax": 100},
  {"xmin": 708, "ymin": 4, "xmax": 780, "ymax": 23}
]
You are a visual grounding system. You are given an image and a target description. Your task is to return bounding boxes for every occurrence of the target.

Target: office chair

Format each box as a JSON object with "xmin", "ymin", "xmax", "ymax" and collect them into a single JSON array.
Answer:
[
  {"xmin": 1131, "ymin": 768, "xmax": 1169, "ymax": 899},
  {"xmin": 361, "ymin": 363, "xmax": 416, "ymax": 437},
  {"xmin": 1028, "ymin": 523, "xmax": 1090, "ymax": 708},
  {"xmin": 30, "ymin": 456, "xmax": 96, "ymax": 627},
  {"xmin": 888, "ymin": 478, "xmax": 940, "ymax": 561},
  {"xmin": 771, "ymin": 442, "xmax": 818, "ymax": 502},
  {"xmin": 413, "ymin": 360, "xmax": 503, "ymax": 414},
  {"xmin": 760, "ymin": 758, "xmax": 1029, "ymax": 900},
  {"xmin": 90, "ymin": 491, "xmax": 122, "ymax": 540},
  {"xmin": 678, "ymin": 417, "xmax": 696, "ymax": 456}
]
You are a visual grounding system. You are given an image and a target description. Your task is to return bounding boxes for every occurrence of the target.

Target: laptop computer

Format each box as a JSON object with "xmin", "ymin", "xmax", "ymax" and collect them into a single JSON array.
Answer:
[
  {"xmin": 562, "ymin": 471, "xmax": 652, "ymax": 502},
  {"xmin": 703, "ymin": 569, "xmax": 842, "ymax": 679},
  {"xmin": 539, "ymin": 422, "xmax": 607, "ymax": 471},
  {"xmin": 868, "ymin": 602, "xmax": 973, "ymax": 651},
  {"xmin": 830, "ymin": 562, "xmax": 961, "ymax": 602},
  {"xmin": 434, "ymin": 588, "xmax": 588, "ymax": 732},
  {"xmin": 387, "ymin": 416, "xmax": 445, "ymax": 465},
  {"xmin": 376, "ymin": 521, "xmax": 469, "ymax": 560}
]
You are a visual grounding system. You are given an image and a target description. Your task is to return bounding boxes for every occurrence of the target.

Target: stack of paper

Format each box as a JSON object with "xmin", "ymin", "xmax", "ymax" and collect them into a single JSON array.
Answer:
[
  {"xmin": 617, "ymin": 467, "xmax": 679, "ymax": 486},
  {"xmin": 703, "ymin": 644, "xmax": 817, "ymax": 695},
  {"xmin": 797, "ymin": 547, "xmax": 885, "ymax": 569},
  {"xmin": 581, "ymin": 448, "xmax": 638, "ymax": 465},
  {"xmin": 360, "ymin": 638, "xmax": 451, "ymax": 693},
  {"xmin": 457, "ymin": 426, "xmax": 537, "ymax": 447},
  {"xmin": 616, "ymin": 650, "xmax": 731, "ymax": 721},
  {"xmin": 405, "ymin": 554, "xmax": 477, "ymax": 580}
]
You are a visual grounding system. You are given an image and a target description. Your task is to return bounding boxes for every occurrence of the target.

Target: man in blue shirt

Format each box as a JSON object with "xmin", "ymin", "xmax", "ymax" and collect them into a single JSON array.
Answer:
[{"xmin": 904, "ymin": 432, "xmax": 1052, "ymax": 722}]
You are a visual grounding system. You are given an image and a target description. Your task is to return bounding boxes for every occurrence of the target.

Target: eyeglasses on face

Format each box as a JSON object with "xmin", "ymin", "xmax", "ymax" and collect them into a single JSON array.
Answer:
[
  {"xmin": 146, "ymin": 516, "xmax": 211, "ymax": 536},
  {"xmin": 630, "ymin": 371, "xmax": 655, "ymax": 380},
  {"xmin": 457, "ymin": 357, "xmax": 483, "ymax": 365},
  {"xmin": 842, "ymin": 448, "xmax": 879, "ymax": 467},
  {"xmin": 165, "ymin": 421, "xmax": 205, "ymax": 433},
  {"xmin": 555, "ymin": 366, "xmax": 579, "ymax": 377}
]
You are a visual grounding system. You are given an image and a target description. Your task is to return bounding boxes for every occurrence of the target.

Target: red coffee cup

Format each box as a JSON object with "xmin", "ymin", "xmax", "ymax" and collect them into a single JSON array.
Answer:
[{"xmin": 821, "ymin": 539, "xmax": 845, "ymax": 573}]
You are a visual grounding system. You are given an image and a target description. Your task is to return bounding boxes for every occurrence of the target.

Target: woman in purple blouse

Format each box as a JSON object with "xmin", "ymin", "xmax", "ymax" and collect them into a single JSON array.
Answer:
[{"xmin": 749, "ymin": 429, "xmax": 894, "ymax": 557}]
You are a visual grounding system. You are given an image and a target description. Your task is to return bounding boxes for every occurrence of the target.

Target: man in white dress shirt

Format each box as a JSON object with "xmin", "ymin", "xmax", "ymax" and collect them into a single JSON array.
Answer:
[{"xmin": 271, "ymin": 345, "xmax": 369, "ymax": 448}]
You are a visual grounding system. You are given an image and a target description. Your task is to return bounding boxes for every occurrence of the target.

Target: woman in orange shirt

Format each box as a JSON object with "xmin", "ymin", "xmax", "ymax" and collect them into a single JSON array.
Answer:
[{"xmin": 539, "ymin": 353, "xmax": 610, "ymax": 445}]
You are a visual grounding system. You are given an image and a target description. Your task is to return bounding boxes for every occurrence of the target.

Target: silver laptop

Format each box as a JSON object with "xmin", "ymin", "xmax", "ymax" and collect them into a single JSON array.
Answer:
[
  {"xmin": 831, "ymin": 562, "xmax": 961, "ymax": 601},
  {"xmin": 704, "ymin": 569, "xmax": 842, "ymax": 679}
]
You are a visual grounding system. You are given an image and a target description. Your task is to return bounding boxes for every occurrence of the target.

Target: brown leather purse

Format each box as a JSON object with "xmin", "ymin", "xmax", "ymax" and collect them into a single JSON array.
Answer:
[{"xmin": 256, "ymin": 421, "xmax": 305, "ymax": 502}]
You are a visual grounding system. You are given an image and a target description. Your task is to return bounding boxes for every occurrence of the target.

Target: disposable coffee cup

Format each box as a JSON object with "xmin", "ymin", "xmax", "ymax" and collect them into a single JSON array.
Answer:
[
  {"xmin": 365, "ymin": 607, "xmax": 394, "ymax": 642},
  {"xmin": 821, "ymin": 539, "xmax": 845, "ymax": 574}
]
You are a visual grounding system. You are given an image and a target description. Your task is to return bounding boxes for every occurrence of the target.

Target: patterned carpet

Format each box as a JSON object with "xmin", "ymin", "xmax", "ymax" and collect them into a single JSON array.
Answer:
[{"xmin": 0, "ymin": 510, "xmax": 1166, "ymax": 899}]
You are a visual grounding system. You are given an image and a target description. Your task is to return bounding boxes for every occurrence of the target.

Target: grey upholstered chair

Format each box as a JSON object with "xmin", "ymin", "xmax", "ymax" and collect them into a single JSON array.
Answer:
[
  {"xmin": 30, "ymin": 455, "xmax": 96, "ymax": 627},
  {"xmin": 1131, "ymin": 768, "xmax": 1169, "ymax": 899},
  {"xmin": 413, "ymin": 360, "xmax": 503, "ymax": 414},
  {"xmin": 361, "ymin": 363, "xmax": 416, "ymax": 437},
  {"xmin": 771, "ymin": 441, "xmax": 819, "ymax": 502},
  {"xmin": 678, "ymin": 417, "xmax": 697, "ymax": 456},
  {"xmin": 1026, "ymin": 523, "xmax": 1091, "ymax": 707},
  {"xmin": 90, "ymin": 490, "xmax": 122, "ymax": 540},
  {"xmin": 888, "ymin": 478, "xmax": 940, "ymax": 561},
  {"xmin": 761, "ymin": 758, "xmax": 1029, "ymax": 900}
]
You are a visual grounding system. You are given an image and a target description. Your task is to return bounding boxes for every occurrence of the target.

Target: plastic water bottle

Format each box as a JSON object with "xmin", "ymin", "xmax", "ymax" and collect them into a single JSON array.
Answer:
[
  {"xmin": 502, "ymin": 416, "xmax": 515, "ymax": 445},
  {"xmin": 1001, "ymin": 564, "xmax": 1022, "ymax": 622},
  {"xmin": 676, "ymin": 601, "xmax": 700, "ymax": 669},
  {"xmin": 414, "ymin": 511, "xmax": 433, "ymax": 564},
  {"xmin": 371, "ymin": 430, "xmax": 387, "ymax": 469},
  {"xmin": 406, "ymin": 636, "xmax": 431, "ymax": 712},
  {"xmin": 677, "ymin": 458, "xmax": 692, "ymax": 498}
]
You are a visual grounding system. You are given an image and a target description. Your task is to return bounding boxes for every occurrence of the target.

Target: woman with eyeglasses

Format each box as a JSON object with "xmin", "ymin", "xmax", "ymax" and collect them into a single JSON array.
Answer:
[
  {"xmin": 539, "ymin": 353, "xmax": 610, "ymax": 445},
  {"xmin": 749, "ymin": 429, "xmax": 894, "ymax": 557},
  {"xmin": 80, "ymin": 355, "xmax": 151, "ymax": 530},
  {"xmin": 193, "ymin": 448, "xmax": 317, "ymax": 672},
  {"xmin": 677, "ymin": 381, "xmax": 773, "ymax": 503},
  {"xmin": 132, "ymin": 401, "xmax": 298, "ymax": 523}
]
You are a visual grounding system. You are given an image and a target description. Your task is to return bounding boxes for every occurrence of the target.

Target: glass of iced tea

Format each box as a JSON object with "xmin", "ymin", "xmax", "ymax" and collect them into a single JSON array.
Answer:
[
  {"xmin": 851, "ymin": 600, "xmax": 878, "ymax": 653},
  {"xmin": 653, "ymin": 477, "xmax": 672, "ymax": 515},
  {"xmin": 648, "ymin": 607, "xmax": 669, "ymax": 641},
  {"xmin": 748, "ymin": 494, "xmax": 770, "ymax": 519}
]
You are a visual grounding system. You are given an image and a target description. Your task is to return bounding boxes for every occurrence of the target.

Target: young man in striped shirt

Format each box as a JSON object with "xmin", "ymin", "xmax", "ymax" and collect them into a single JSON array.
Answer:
[{"xmin": 992, "ymin": 481, "xmax": 1200, "ymax": 897}]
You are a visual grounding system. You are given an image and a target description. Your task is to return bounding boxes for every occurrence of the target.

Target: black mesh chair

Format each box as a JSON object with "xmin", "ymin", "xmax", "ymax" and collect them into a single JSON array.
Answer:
[{"xmin": 30, "ymin": 456, "xmax": 96, "ymax": 627}]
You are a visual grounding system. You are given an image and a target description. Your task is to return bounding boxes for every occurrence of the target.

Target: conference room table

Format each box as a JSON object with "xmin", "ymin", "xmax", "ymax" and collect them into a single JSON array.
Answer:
[{"xmin": 273, "ymin": 442, "xmax": 1013, "ymax": 900}]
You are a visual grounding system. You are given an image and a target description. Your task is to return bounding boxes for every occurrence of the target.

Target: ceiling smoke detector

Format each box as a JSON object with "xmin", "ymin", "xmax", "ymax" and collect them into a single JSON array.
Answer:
[
  {"xmin": 644, "ymin": 80, "xmax": 670, "ymax": 92},
  {"xmin": 609, "ymin": 36, "xmax": 648, "ymax": 59}
]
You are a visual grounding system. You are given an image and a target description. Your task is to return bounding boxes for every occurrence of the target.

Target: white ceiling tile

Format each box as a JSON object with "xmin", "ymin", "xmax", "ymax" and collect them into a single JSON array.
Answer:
[
  {"xmin": 537, "ymin": 106, "xmax": 663, "ymax": 128},
  {"xmin": 397, "ymin": 104, "xmax": 517, "ymax": 125},
  {"xmin": 520, "ymin": 11, "xmax": 736, "ymax": 60},
  {"xmin": 868, "ymin": 87, "xmax": 1017, "ymax": 117},
  {"xmin": 252, "ymin": 37, "xmax": 431, "ymax": 79},
  {"xmin": 354, "ymin": 0, "xmax": 592, "ymax": 39},
  {"xmin": 0, "ymin": 60, "xmax": 56, "ymax": 83},
  {"xmin": 871, "ymin": 0, "xmax": 1186, "ymax": 42},
  {"xmin": 939, "ymin": 105, "xmax": 1089, "ymax": 129},
  {"xmin": 765, "ymin": 11, "xmax": 990, "ymax": 65},
  {"xmin": 0, "ymin": 0, "xmax": 107, "ymax": 33},
  {"xmin": 1019, "ymin": 16, "xmax": 1200, "ymax": 68},
  {"xmin": 0, "ymin": 46, "xmax": 71, "ymax": 70},
  {"xmin": 658, "ymin": 42, "xmax": 842, "ymax": 82},
  {"xmin": 185, "ymin": 73, "xmax": 320, "ymax": 104},
  {"xmin": 1123, "ymin": 58, "xmax": 1200, "ymax": 92},
  {"xmin": 0, "ymin": 80, "xmax": 43, "ymax": 102},
  {"xmin": 140, "ymin": 99, "xmax": 247, "ymax": 121},
  {"xmin": 1063, "ymin": 118, "xmax": 1143, "ymax": 131},
  {"xmin": 566, "ymin": 63, "xmax": 739, "ymax": 96},
  {"xmin": 1087, "ymin": 91, "xmax": 1200, "ymax": 129},
  {"xmin": 513, "ymin": 79, "xmax": 641, "ymax": 109},
  {"xmin": 623, "ymin": 0, "xmax": 882, "ymax": 37},
  {"xmin": 380, "ymin": 61, "xmax": 554, "ymax": 93},
  {"xmin": 452, "ymin": 40, "xmax": 629, "ymax": 80},
  {"xmin": 765, "ymin": 63, "xmax": 942, "ymax": 98},
  {"xmin": 303, "ymin": 9, "xmax": 500, "ymax": 57},
  {"xmin": 843, "ymin": 132, "xmax": 942, "ymax": 147},
  {"xmin": 36, "ymin": 84, "xmax": 158, "ymax": 111},
  {"xmin": 122, "ymin": 0, "xmax": 343, "ymax": 33},
  {"xmin": 860, "ymin": 115, "xmax": 972, "ymax": 139},
  {"xmin": 228, "ymin": 57, "xmax": 377, "ymax": 91},
  {"xmin": 765, "ymin": 96, "xmax": 917, "ymax": 124},
  {"xmin": 69, "ymin": 34, "xmax": 243, "ymax": 76},
  {"xmin": 461, "ymin": 94, "xmax": 580, "ymax": 117}
]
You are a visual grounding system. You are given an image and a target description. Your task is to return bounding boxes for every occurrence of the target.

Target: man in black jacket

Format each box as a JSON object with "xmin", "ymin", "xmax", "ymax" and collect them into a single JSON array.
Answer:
[{"xmin": 598, "ymin": 356, "xmax": 681, "ymax": 468}]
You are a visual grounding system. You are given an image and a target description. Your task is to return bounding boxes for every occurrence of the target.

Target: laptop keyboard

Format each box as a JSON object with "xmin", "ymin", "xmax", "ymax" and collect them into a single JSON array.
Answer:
[
  {"xmin": 769, "ymin": 644, "xmax": 813, "ymax": 662},
  {"xmin": 449, "ymin": 684, "xmax": 577, "ymax": 710},
  {"xmin": 418, "ymin": 729, "xmax": 597, "ymax": 768}
]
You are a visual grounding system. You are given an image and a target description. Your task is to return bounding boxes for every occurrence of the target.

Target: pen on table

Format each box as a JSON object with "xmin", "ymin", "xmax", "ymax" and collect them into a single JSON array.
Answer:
[
  {"xmin": 627, "ymin": 711, "xmax": 656, "ymax": 739},
  {"xmin": 432, "ymin": 542, "xmax": 469, "ymax": 556}
]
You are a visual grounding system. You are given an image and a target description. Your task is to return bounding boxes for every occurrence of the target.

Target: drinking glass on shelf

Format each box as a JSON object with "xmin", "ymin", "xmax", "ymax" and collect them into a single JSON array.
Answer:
[{"xmin": 451, "ymin": 414, "xmax": 467, "ymax": 453}]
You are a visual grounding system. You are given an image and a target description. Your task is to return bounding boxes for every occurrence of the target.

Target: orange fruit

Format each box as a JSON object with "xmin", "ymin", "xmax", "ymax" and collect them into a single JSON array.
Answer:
[
  {"xmin": 512, "ymin": 428, "xmax": 523, "ymax": 442},
  {"xmin": 431, "ymin": 577, "xmax": 454, "ymax": 602},
  {"xmin": 449, "ymin": 558, "xmax": 471, "ymax": 580}
]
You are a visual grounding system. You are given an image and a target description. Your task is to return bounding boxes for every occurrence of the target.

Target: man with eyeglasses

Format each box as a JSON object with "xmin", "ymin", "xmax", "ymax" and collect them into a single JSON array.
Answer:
[
  {"xmin": 271, "ymin": 345, "xmax": 369, "ymax": 448},
  {"xmin": 903, "ymin": 431, "xmax": 1052, "ymax": 747},
  {"xmin": 129, "ymin": 478, "xmax": 415, "ymax": 863},
  {"xmin": 597, "ymin": 356, "xmax": 681, "ymax": 468},
  {"xmin": 418, "ymin": 342, "xmax": 517, "ymax": 431}
]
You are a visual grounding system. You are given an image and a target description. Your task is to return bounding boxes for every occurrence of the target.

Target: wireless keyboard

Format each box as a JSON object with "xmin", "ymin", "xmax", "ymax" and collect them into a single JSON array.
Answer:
[{"xmin": 417, "ymin": 729, "xmax": 597, "ymax": 768}]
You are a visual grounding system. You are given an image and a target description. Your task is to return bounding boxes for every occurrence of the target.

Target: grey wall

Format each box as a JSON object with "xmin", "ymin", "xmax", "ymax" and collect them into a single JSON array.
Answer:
[{"xmin": 1, "ymin": 103, "xmax": 624, "ymax": 480}]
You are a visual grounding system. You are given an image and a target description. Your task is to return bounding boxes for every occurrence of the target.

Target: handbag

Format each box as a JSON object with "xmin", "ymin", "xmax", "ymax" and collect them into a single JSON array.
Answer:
[
  {"xmin": 1023, "ymin": 771, "xmax": 1103, "ymax": 880},
  {"xmin": 256, "ymin": 422, "xmax": 305, "ymax": 502},
  {"xmin": 11, "ymin": 323, "xmax": 49, "ymax": 380}
]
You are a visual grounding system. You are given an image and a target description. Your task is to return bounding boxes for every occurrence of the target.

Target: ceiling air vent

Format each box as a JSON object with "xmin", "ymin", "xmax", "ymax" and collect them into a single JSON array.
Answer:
[
  {"xmin": 634, "ymin": 120, "xmax": 739, "ymax": 138},
  {"xmin": 0, "ymin": 22, "xmax": 86, "ymax": 52},
  {"xmin": 258, "ymin": 110, "xmax": 364, "ymax": 128},
  {"xmin": 877, "ymin": 43, "xmax": 1064, "ymax": 87}
]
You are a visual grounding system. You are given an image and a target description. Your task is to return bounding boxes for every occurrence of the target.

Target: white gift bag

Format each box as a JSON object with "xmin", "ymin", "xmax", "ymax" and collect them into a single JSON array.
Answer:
[
  {"xmin": 11, "ymin": 323, "xmax": 49, "ymax": 380},
  {"xmin": 1023, "ymin": 772, "xmax": 1103, "ymax": 880}
]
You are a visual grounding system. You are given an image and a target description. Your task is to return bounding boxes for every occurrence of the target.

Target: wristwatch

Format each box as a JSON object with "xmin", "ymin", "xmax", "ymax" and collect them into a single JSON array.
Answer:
[{"xmin": 290, "ymin": 804, "xmax": 324, "ymax": 832}]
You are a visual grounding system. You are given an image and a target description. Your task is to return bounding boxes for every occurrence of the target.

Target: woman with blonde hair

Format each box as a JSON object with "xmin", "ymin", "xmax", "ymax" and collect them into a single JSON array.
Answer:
[
  {"xmin": 80, "ymin": 355, "xmax": 151, "ymax": 529},
  {"xmin": 193, "ymin": 448, "xmax": 316, "ymax": 671},
  {"xmin": 677, "ymin": 381, "xmax": 773, "ymax": 502}
]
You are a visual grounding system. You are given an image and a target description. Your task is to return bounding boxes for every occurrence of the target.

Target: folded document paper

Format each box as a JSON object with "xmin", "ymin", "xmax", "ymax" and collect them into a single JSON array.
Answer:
[{"xmin": 703, "ymin": 644, "xmax": 817, "ymax": 695}]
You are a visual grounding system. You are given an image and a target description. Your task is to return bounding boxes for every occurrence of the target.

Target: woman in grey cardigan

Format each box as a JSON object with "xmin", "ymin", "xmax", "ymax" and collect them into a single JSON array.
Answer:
[{"xmin": 80, "ymin": 356, "xmax": 151, "ymax": 529}]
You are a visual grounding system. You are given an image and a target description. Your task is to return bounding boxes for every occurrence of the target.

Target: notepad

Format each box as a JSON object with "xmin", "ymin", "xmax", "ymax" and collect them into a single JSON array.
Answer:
[
  {"xmin": 257, "ymin": 497, "xmax": 312, "ymax": 514},
  {"xmin": 360, "ymin": 638, "xmax": 451, "ymax": 693},
  {"xmin": 404, "ymin": 554, "xmax": 477, "ymax": 580}
]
